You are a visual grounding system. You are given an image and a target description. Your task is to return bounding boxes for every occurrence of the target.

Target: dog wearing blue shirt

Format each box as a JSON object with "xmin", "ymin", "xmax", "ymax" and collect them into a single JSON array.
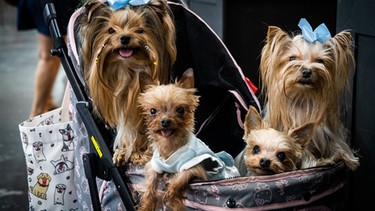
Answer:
[{"xmin": 137, "ymin": 68, "xmax": 239, "ymax": 211}]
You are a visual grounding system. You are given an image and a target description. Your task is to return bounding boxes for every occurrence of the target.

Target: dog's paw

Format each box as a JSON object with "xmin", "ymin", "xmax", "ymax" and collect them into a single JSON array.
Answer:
[
  {"xmin": 316, "ymin": 158, "xmax": 335, "ymax": 167},
  {"xmin": 113, "ymin": 149, "xmax": 127, "ymax": 166},
  {"xmin": 130, "ymin": 150, "xmax": 152, "ymax": 166}
]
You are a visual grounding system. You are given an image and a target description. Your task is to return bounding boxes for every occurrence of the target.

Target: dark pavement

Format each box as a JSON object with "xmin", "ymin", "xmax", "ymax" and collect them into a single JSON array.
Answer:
[{"xmin": 0, "ymin": 2, "xmax": 66, "ymax": 210}]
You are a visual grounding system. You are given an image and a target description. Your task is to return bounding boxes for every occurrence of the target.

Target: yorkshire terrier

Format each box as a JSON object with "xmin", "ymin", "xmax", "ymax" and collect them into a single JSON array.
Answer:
[
  {"xmin": 137, "ymin": 69, "xmax": 240, "ymax": 211},
  {"xmin": 237, "ymin": 106, "xmax": 315, "ymax": 176},
  {"xmin": 259, "ymin": 18, "xmax": 359, "ymax": 170},
  {"xmin": 79, "ymin": 0, "xmax": 176, "ymax": 165}
]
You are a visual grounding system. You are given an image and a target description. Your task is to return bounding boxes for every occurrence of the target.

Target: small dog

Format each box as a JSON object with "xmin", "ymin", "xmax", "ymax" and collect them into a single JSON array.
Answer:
[
  {"xmin": 79, "ymin": 0, "xmax": 177, "ymax": 165},
  {"xmin": 32, "ymin": 141, "xmax": 46, "ymax": 163},
  {"xmin": 59, "ymin": 124, "xmax": 74, "ymax": 152},
  {"xmin": 54, "ymin": 184, "xmax": 66, "ymax": 205},
  {"xmin": 259, "ymin": 19, "xmax": 359, "ymax": 170},
  {"xmin": 29, "ymin": 172, "xmax": 51, "ymax": 200},
  {"xmin": 137, "ymin": 69, "xmax": 240, "ymax": 211},
  {"xmin": 238, "ymin": 106, "xmax": 315, "ymax": 176}
]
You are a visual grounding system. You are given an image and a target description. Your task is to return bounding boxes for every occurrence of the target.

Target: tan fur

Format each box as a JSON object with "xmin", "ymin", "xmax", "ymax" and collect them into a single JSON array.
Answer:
[
  {"xmin": 137, "ymin": 69, "xmax": 206, "ymax": 211},
  {"xmin": 29, "ymin": 173, "xmax": 51, "ymax": 200},
  {"xmin": 79, "ymin": 0, "xmax": 176, "ymax": 165},
  {"xmin": 260, "ymin": 26, "xmax": 359, "ymax": 170},
  {"xmin": 243, "ymin": 106, "xmax": 315, "ymax": 175}
]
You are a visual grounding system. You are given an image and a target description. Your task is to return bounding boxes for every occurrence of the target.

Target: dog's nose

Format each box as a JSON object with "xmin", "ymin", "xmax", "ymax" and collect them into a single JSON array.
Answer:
[
  {"xmin": 161, "ymin": 118, "xmax": 171, "ymax": 128},
  {"xmin": 302, "ymin": 68, "xmax": 312, "ymax": 78},
  {"xmin": 120, "ymin": 35, "xmax": 131, "ymax": 45},
  {"xmin": 260, "ymin": 158, "xmax": 270, "ymax": 167}
]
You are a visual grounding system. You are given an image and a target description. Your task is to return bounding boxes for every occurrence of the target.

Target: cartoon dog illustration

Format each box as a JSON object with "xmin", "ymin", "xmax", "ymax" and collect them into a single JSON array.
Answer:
[
  {"xmin": 59, "ymin": 124, "xmax": 74, "ymax": 151},
  {"xmin": 50, "ymin": 155, "xmax": 74, "ymax": 175},
  {"xmin": 29, "ymin": 173, "xmax": 51, "ymax": 200},
  {"xmin": 54, "ymin": 183, "xmax": 66, "ymax": 205},
  {"xmin": 32, "ymin": 141, "xmax": 46, "ymax": 163},
  {"xmin": 37, "ymin": 114, "xmax": 54, "ymax": 126}
]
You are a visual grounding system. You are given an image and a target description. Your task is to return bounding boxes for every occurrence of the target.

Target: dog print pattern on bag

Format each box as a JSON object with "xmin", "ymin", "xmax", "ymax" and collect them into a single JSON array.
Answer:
[
  {"xmin": 59, "ymin": 124, "xmax": 75, "ymax": 151},
  {"xmin": 20, "ymin": 110, "xmax": 78, "ymax": 209},
  {"xmin": 33, "ymin": 141, "xmax": 47, "ymax": 163},
  {"xmin": 50, "ymin": 155, "xmax": 74, "ymax": 175},
  {"xmin": 54, "ymin": 184, "xmax": 66, "ymax": 205},
  {"xmin": 29, "ymin": 173, "xmax": 51, "ymax": 200}
]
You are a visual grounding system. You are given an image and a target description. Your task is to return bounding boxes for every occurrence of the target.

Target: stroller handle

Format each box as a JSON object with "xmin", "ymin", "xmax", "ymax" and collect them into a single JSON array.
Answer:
[{"xmin": 40, "ymin": 0, "xmax": 88, "ymax": 103}]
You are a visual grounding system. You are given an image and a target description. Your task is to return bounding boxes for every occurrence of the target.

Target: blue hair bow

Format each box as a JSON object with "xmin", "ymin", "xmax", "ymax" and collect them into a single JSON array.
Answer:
[
  {"xmin": 298, "ymin": 18, "xmax": 331, "ymax": 43},
  {"xmin": 107, "ymin": 0, "xmax": 151, "ymax": 10}
]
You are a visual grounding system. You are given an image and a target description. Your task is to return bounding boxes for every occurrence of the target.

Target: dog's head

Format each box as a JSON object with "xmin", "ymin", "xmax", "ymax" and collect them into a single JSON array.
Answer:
[
  {"xmin": 32, "ymin": 142, "xmax": 43, "ymax": 151},
  {"xmin": 138, "ymin": 68, "xmax": 199, "ymax": 159},
  {"xmin": 80, "ymin": 0, "xmax": 176, "ymax": 126},
  {"xmin": 55, "ymin": 184, "xmax": 66, "ymax": 193},
  {"xmin": 37, "ymin": 173, "xmax": 51, "ymax": 187},
  {"xmin": 260, "ymin": 25, "xmax": 354, "ymax": 104},
  {"xmin": 243, "ymin": 106, "xmax": 315, "ymax": 175}
]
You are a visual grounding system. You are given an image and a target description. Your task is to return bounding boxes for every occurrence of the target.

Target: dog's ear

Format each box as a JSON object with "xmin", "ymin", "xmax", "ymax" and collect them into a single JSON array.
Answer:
[
  {"xmin": 331, "ymin": 31, "xmax": 353, "ymax": 51},
  {"xmin": 289, "ymin": 122, "xmax": 315, "ymax": 148},
  {"xmin": 267, "ymin": 26, "xmax": 288, "ymax": 45},
  {"xmin": 243, "ymin": 106, "xmax": 263, "ymax": 138},
  {"xmin": 84, "ymin": 0, "xmax": 110, "ymax": 23},
  {"xmin": 178, "ymin": 68, "xmax": 195, "ymax": 89},
  {"xmin": 139, "ymin": 71, "xmax": 157, "ymax": 92}
]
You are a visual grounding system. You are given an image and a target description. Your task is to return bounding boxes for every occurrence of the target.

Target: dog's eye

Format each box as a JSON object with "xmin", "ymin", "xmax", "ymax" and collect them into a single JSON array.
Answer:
[
  {"xmin": 253, "ymin": 145, "xmax": 260, "ymax": 154},
  {"xmin": 289, "ymin": 56, "xmax": 297, "ymax": 61},
  {"xmin": 150, "ymin": 108, "xmax": 157, "ymax": 116},
  {"xmin": 108, "ymin": 27, "xmax": 115, "ymax": 34},
  {"xmin": 176, "ymin": 107, "xmax": 184, "ymax": 115},
  {"xmin": 136, "ymin": 28, "xmax": 144, "ymax": 34},
  {"xmin": 277, "ymin": 152, "xmax": 286, "ymax": 161},
  {"xmin": 316, "ymin": 59, "xmax": 324, "ymax": 64}
]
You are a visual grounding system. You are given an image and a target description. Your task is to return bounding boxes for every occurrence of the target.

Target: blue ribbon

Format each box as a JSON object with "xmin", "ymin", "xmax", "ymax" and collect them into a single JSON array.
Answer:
[
  {"xmin": 298, "ymin": 18, "xmax": 331, "ymax": 43},
  {"xmin": 107, "ymin": 0, "xmax": 151, "ymax": 10}
]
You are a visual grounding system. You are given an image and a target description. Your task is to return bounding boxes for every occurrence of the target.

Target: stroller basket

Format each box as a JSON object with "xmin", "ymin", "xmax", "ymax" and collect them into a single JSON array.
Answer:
[{"xmin": 42, "ymin": 0, "xmax": 350, "ymax": 210}]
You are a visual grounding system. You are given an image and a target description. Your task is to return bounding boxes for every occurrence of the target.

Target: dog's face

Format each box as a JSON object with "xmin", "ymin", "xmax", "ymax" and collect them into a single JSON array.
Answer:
[
  {"xmin": 55, "ymin": 184, "xmax": 66, "ymax": 194},
  {"xmin": 243, "ymin": 106, "xmax": 315, "ymax": 175},
  {"xmin": 33, "ymin": 142, "xmax": 43, "ymax": 151},
  {"xmin": 95, "ymin": 8, "xmax": 155, "ymax": 87},
  {"xmin": 37, "ymin": 173, "xmax": 51, "ymax": 187},
  {"xmin": 260, "ymin": 26, "xmax": 354, "ymax": 102},
  {"xmin": 138, "ymin": 69, "xmax": 199, "ymax": 159}
]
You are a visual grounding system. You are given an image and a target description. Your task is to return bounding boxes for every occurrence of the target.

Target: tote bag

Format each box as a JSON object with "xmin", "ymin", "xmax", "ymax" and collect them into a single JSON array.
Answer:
[{"xmin": 19, "ymin": 83, "xmax": 78, "ymax": 211}]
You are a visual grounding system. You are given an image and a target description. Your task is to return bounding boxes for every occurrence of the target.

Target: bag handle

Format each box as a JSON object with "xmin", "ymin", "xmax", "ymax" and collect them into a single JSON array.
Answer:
[{"xmin": 60, "ymin": 82, "xmax": 72, "ymax": 122}]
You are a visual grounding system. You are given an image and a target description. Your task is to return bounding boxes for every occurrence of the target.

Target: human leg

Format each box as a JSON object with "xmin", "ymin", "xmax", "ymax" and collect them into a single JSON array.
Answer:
[{"xmin": 29, "ymin": 33, "xmax": 61, "ymax": 118}]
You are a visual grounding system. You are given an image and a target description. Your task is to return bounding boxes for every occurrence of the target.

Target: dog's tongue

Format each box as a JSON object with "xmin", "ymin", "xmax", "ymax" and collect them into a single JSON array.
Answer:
[
  {"xmin": 119, "ymin": 48, "xmax": 133, "ymax": 58},
  {"xmin": 161, "ymin": 129, "xmax": 173, "ymax": 137}
]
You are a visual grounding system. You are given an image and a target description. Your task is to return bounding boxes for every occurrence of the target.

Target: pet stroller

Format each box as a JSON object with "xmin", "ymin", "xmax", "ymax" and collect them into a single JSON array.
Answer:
[{"xmin": 41, "ymin": 0, "xmax": 349, "ymax": 210}]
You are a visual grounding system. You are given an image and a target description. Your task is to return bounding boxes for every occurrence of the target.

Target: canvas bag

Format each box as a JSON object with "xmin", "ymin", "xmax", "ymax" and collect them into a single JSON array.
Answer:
[{"xmin": 19, "ymin": 83, "xmax": 78, "ymax": 211}]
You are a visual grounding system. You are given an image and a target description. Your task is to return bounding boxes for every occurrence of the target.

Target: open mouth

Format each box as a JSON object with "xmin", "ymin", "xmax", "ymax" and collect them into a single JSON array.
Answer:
[
  {"xmin": 159, "ymin": 129, "xmax": 175, "ymax": 137},
  {"xmin": 298, "ymin": 79, "xmax": 313, "ymax": 85},
  {"xmin": 118, "ymin": 48, "xmax": 134, "ymax": 58}
]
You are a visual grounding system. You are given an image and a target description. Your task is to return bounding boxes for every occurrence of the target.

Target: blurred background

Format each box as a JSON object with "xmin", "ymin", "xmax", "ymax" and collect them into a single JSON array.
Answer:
[
  {"xmin": 0, "ymin": 0, "xmax": 373, "ymax": 210},
  {"xmin": 0, "ymin": 1, "xmax": 67, "ymax": 210}
]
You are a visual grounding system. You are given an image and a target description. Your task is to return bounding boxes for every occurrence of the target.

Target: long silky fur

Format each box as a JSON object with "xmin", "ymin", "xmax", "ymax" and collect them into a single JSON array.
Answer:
[
  {"xmin": 79, "ymin": 0, "xmax": 176, "ymax": 165},
  {"xmin": 260, "ymin": 26, "xmax": 359, "ymax": 170}
]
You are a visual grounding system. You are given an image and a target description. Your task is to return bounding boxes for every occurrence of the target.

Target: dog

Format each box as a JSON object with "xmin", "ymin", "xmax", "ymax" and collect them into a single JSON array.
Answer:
[
  {"xmin": 32, "ymin": 141, "xmax": 46, "ymax": 163},
  {"xmin": 259, "ymin": 18, "xmax": 359, "ymax": 170},
  {"xmin": 54, "ymin": 184, "xmax": 66, "ymax": 205},
  {"xmin": 237, "ymin": 105, "xmax": 315, "ymax": 176},
  {"xmin": 79, "ymin": 0, "xmax": 176, "ymax": 165},
  {"xmin": 29, "ymin": 172, "xmax": 51, "ymax": 200},
  {"xmin": 137, "ymin": 69, "xmax": 240, "ymax": 211},
  {"xmin": 50, "ymin": 155, "xmax": 74, "ymax": 175},
  {"xmin": 59, "ymin": 124, "xmax": 74, "ymax": 151}
]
